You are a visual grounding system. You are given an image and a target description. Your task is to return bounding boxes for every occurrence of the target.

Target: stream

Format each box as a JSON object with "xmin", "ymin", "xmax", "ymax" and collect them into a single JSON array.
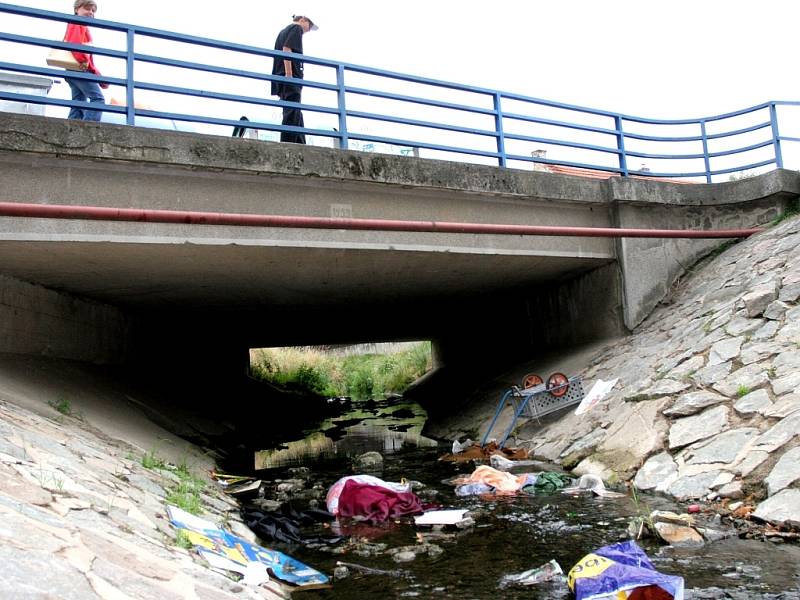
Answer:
[{"xmin": 246, "ymin": 397, "xmax": 800, "ymax": 599}]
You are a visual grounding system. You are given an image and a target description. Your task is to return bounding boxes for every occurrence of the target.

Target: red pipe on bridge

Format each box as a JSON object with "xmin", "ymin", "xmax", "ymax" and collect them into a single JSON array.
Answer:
[{"xmin": 0, "ymin": 202, "xmax": 763, "ymax": 239}]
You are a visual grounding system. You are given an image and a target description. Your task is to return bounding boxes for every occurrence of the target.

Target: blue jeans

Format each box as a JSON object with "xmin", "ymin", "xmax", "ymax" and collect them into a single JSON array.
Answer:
[{"xmin": 65, "ymin": 77, "xmax": 105, "ymax": 121}]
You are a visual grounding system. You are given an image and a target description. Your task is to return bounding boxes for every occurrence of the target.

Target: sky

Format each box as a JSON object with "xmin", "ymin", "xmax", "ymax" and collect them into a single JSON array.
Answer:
[{"xmin": 4, "ymin": 0, "xmax": 800, "ymax": 174}]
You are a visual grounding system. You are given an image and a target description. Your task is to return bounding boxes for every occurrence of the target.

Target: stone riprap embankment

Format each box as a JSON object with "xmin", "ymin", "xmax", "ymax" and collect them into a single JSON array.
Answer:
[
  {"xmin": 0, "ymin": 397, "xmax": 289, "ymax": 600},
  {"xmin": 524, "ymin": 215, "xmax": 800, "ymax": 528}
]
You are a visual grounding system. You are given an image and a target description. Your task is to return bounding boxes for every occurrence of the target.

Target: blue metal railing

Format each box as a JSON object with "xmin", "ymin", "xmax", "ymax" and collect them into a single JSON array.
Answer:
[{"xmin": 1, "ymin": 3, "xmax": 798, "ymax": 183}]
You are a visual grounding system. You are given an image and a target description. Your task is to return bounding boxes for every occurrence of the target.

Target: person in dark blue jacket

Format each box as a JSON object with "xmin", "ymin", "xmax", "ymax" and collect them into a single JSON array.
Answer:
[{"xmin": 271, "ymin": 15, "xmax": 318, "ymax": 144}]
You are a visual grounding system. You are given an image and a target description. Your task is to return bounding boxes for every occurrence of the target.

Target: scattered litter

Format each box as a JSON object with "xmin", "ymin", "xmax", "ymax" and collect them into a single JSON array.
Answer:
[
  {"xmin": 334, "ymin": 560, "xmax": 410, "ymax": 578},
  {"xmin": 452, "ymin": 438, "xmax": 474, "ymax": 454},
  {"xmin": 574, "ymin": 377, "xmax": 619, "ymax": 415},
  {"xmin": 568, "ymin": 540, "xmax": 684, "ymax": 599},
  {"xmin": 439, "ymin": 441, "xmax": 529, "ymax": 463},
  {"xmin": 224, "ymin": 479, "xmax": 262, "ymax": 498},
  {"xmin": 414, "ymin": 509, "xmax": 473, "ymax": 529},
  {"xmin": 562, "ymin": 474, "xmax": 626, "ymax": 498},
  {"xmin": 500, "ymin": 558, "xmax": 564, "ymax": 587},
  {"xmin": 489, "ymin": 454, "xmax": 542, "ymax": 471},
  {"xmin": 167, "ymin": 505, "xmax": 330, "ymax": 590},
  {"xmin": 686, "ymin": 504, "xmax": 701, "ymax": 514}
]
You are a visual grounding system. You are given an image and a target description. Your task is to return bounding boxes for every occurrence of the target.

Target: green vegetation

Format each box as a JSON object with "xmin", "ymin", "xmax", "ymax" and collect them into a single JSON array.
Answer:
[
  {"xmin": 736, "ymin": 384, "xmax": 751, "ymax": 398},
  {"xmin": 48, "ymin": 397, "xmax": 73, "ymax": 416},
  {"xmin": 770, "ymin": 197, "xmax": 800, "ymax": 227},
  {"xmin": 174, "ymin": 529, "xmax": 194, "ymax": 550},
  {"xmin": 141, "ymin": 451, "xmax": 206, "ymax": 516},
  {"xmin": 141, "ymin": 449, "xmax": 166, "ymax": 470},
  {"xmin": 250, "ymin": 342, "xmax": 433, "ymax": 400}
]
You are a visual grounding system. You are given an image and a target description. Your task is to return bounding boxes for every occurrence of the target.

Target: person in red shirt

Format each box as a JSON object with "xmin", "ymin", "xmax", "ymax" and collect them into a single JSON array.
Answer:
[{"xmin": 64, "ymin": 0, "xmax": 107, "ymax": 121}]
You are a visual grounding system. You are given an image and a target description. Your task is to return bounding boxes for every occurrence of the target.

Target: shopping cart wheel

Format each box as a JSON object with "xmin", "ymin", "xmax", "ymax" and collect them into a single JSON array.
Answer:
[
  {"xmin": 521, "ymin": 373, "xmax": 543, "ymax": 389},
  {"xmin": 546, "ymin": 372, "xmax": 569, "ymax": 397}
]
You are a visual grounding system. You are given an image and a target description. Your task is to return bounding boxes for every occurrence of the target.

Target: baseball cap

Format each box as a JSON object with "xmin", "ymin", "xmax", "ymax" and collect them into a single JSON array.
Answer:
[{"xmin": 294, "ymin": 14, "xmax": 319, "ymax": 30}]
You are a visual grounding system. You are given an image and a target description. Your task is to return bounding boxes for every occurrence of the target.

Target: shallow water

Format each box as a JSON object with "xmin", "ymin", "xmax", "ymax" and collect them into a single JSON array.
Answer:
[{"xmin": 253, "ymin": 399, "xmax": 800, "ymax": 599}]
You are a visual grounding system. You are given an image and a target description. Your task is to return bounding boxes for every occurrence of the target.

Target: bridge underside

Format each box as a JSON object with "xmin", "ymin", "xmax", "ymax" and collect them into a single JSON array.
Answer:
[{"xmin": 0, "ymin": 112, "xmax": 795, "ymax": 426}]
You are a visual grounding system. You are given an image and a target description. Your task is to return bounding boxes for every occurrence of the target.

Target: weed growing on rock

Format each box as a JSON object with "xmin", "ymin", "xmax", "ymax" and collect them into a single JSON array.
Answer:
[
  {"xmin": 736, "ymin": 385, "xmax": 751, "ymax": 398},
  {"xmin": 48, "ymin": 397, "xmax": 72, "ymax": 415},
  {"xmin": 141, "ymin": 449, "xmax": 165, "ymax": 470},
  {"xmin": 174, "ymin": 529, "xmax": 193, "ymax": 550}
]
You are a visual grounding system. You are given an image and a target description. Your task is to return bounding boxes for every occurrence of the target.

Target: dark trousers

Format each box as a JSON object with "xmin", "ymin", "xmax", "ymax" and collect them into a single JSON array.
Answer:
[{"xmin": 279, "ymin": 84, "xmax": 305, "ymax": 144}]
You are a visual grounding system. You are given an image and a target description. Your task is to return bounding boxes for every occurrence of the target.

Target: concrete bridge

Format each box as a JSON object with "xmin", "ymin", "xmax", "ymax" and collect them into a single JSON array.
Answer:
[{"xmin": 0, "ymin": 112, "xmax": 796, "ymax": 409}]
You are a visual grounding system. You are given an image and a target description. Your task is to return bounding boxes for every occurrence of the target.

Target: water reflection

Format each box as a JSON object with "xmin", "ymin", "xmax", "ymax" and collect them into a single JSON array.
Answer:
[{"xmin": 254, "ymin": 398, "xmax": 438, "ymax": 469}]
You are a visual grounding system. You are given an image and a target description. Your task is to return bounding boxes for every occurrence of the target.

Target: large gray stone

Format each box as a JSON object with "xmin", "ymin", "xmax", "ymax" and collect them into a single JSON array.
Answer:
[
  {"xmin": 690, "ymin": 361, "xmax": 732, "ymax": 386},
  {"xmin": 733, "ymin": 450, "xmax": 770, "ymax": 477},
  {"xmin": 774, "ymin": 350, "xmax": 800, "ymax": 377},
  {"xmin": 712, "ymin": 363, "xmax": 770, "ymax": 397},
  {"xmin": 772, "ymin": 371, "xmax": 800, "ymax": 396},
  {"xmin": 668, "ymin": 405, "xmax": 729, "ymax": 449},
  {"xmin": 763, "ymin": 300, "xmax": 790, "ymax": 320},
  {"xmin": 663, "ymin": 390, "xmax": 728, "ymax": 417},
  {"xmin": 741, "ymin": 283, "xmax": 779, "ymax": 317},
  {"xmin": 764, "ymin": 394, "xmax": 800, "ymax": 418},
  {"xmin": 764, "ymin": 446, "xmax": 800, "ymax": 496},
  {"xmin": 625, "ymin": 379, "xmax": 690, "ymax": 401},
  {"xmin": 753, "ymin": 412, "xmax": 800, "ymax": 452},
  {"xmin": 685, "ymin": 428, "xmax": 759, "ymax": 465},
  {"xmin": 724, "ymin": 315, "xmax": 765, "ymax": 337},
  {"xmin": 753, "ymin": 320, "xmax": 780, "ymax": 340},
  {"xmin": 708, "ymin": 337, "xmax": 744, "ymax": 366},
  {"xmin": 633, "ymin": 452, "xmax": 678, "ymax": 492},
  {"xmin": 739, "ymin": 341, "xmax": 779, "ymax": 365},
  {"xmin": 667, "ymin": 470, "xmax": 724, "ymax": 500},
  {"xmin": 752, "ymin": 489, "xmax": 800, "ymax": 527},
  {"xmin": 733, "ymin": 389, "xmax": 772, "ymax": 415}
]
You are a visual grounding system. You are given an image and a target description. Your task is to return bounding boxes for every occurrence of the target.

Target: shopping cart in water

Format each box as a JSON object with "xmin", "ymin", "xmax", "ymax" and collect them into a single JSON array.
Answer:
[{"xmin": 481, "ymin": 372, "xmax": 584, "ymax": 448}]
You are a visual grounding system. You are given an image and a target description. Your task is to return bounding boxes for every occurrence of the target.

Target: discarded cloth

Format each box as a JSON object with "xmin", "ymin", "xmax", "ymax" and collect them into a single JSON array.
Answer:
[
  {"xmin": 567, "ymin": 540, "xmax": 684, "ymax": 600},
  {"xmin": 335, "ymin": 479, "xmax": 423, "ymax": 522},
  {"xmin": 241, "ymin": 503, "xmax": 339, "ymax": 545},
  {"xmin": 524, "ymin": 471, "xmax": 573, "ymax": 494},
  {"xmin": 326, "ymin": 475, "xmax": 411, "ymax": 516},
  {"xmin": 453, "ymin": 465, "xmax": 536, "ymax": 495}
]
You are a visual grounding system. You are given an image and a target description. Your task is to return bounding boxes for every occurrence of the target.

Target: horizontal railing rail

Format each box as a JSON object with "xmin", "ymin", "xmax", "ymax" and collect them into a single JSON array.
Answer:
[{"xmin": 0, "ymin": 2, "xmax": 798, "ymax": 183}]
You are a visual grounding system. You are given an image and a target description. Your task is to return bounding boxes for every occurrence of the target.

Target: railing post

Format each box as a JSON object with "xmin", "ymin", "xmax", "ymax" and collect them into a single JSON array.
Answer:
[
  {"xmin": 336, "ymin": 64, "xmax": 348, "ymax": 150},
  {"xmin": 125, "ymin": 28, "xmax": 135, "ymax": 126},
  {"xmin": 700, "ymin": 120, "xmax": 711, "ymax": 183},
  {"xmin": 769, "ymin": 102, "xmax": 784, "ymax": 169},
  {"xmin": 615, "ymin": 115, "xmax": 628, "ymax": 177},
  {"xmin": 494, "ymin": 92, "xmax": 507, "ymax": 168}
]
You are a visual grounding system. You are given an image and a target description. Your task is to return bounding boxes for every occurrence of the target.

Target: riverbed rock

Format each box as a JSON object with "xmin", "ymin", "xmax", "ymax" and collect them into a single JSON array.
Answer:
[
  {"xmin": 764, "ymin": 447, "xmax": 800, "ymax": 496},
  {"xmin": 634, "ymin": 452, "xmax": 678, "ymax": 492},
  {"xmin": 734, "ymin": 389, "xmax": 772, "ymax": 415},
  {"xmin": 353, "ymin": 451, "xmax": 384, "ymax": 471},
  {"xmin": 685, "ymin": 428, "xmax": 759, "ymax": 465},
  {"xmin": 741, "ymin": 284, "xmax": 779, "ymax": 317},
  {"xmin": 668, "ymin": 406, "xmax": 729, "ymax": 450},
  {"xmin": 663, "ymin": 390, "xmax": 728, "ymax": 418},
  {"xmin": 753, "ymin": 413, "xmax": 800, "ymax": 453},
  {"xmin": 752, "ymin": 489, "xmax": 800, "ymax": 528},
  {"xmin": 654, "ymin": 522, "xmax": 705, "ymax": 547},
  {"xmin": 667, "ymin": 471, "xmax": 725, "ymax": 500}
]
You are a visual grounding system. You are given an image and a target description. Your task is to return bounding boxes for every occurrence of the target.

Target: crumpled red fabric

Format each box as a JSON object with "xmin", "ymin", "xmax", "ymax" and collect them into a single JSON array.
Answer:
[{"xmin": 335, "ymin": 479, "xmax": 423, "ymax": 522}]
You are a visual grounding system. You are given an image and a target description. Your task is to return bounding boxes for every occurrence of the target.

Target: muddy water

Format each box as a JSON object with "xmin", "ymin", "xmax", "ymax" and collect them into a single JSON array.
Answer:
[{"xmin": 253, "ymin": 399, "xmax": 800, "ymax": 599}]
